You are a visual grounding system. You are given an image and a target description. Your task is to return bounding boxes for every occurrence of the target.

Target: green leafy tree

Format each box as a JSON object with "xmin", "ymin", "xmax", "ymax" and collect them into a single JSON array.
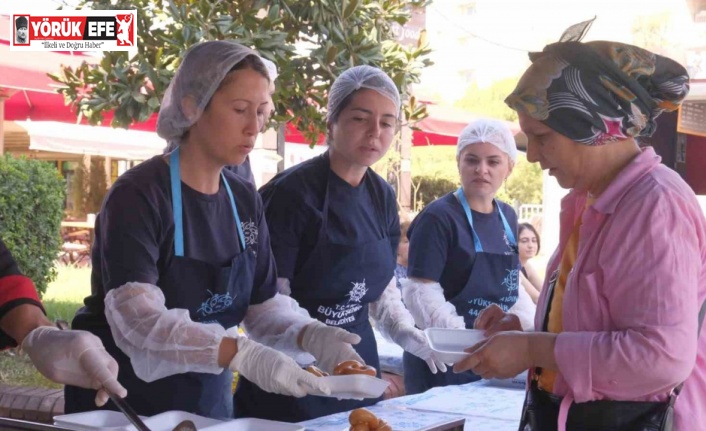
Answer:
[
  {"xmin": 0, "ymin": 156, "xmax": 65, "ymax": 297},
  {"xmin": 52, "ymin": 0, "xmax": 433, "ymax": 145},
  {"xmin": 454, "ymin": 76, "xmax": 520, "ymax": 122}
]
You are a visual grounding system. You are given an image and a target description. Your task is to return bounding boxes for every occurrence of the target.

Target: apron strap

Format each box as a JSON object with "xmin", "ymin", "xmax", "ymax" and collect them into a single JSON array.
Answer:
[
  {"xmin": 169, "ymin": 149, "xmax": 185, "ymax": 257},
  {"xmin": 169, "ymin": 148, "xmax": 247, "ymax": 256},
  {"xmin": 454, "ymin": 187, "xmax": 517, "ymax": 253}
]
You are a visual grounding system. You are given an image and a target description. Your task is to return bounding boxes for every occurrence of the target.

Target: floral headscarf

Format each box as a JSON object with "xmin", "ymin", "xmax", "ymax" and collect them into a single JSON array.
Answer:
[{"xmin": 505, "ymin": 19, "xmax": 690, "ymax": 146}]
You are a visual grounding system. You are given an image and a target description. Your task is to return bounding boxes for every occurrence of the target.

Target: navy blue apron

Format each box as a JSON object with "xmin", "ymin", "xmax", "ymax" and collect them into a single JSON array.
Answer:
[
  {"xmin": 404, "ymin": 188, "xmax": 520, "ymax": 395},
  {"xmin": 66, "ymin": 148, "xmax": 255, "ymax": 419},
  {"xmin": 234, "ymin": 167, "xmax": 395, "ymax": 422}
]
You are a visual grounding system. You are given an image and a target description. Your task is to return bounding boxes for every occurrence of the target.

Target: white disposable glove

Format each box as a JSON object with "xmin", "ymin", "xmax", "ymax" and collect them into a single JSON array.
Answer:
[
  {"xmin": 22, "ymin": 326, "xmax": 127, "ymax": 407},
  {"xmin": 400, "ymin": 278, "xmax": 465, "ymax": 330},
  {"xmin": 230, "ymin": 337, "xmax": 331, "ymax": 397},
  {"xmin": 389, "ymin": 322, "xmax": 447, "ymax": 374},
  {"xmin": 241, "ymin": 293, "xmax": 316, "ymax": 365},
  {"xmin": 370, "ymin": 277, "xmax": 446, "ymax": 374},
  {"xmin": 300, "ymin": 321, "xmax": 363, "ymax": 373}
]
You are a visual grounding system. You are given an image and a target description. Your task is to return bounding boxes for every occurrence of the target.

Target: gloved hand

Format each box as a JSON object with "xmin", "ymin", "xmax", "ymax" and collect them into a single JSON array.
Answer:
[
  {"xmin": 390, "ymin": 322, "xmax": 447, "ymax": 374},
  {"xmin": 300, "ymin": 321, "xmax": 364, "ymax": 374},
  {"xmin": 231, "ymin": 337, "xmax": 331, "ymax": 397},
  {"xmin": 22, "ymin": 326, "xmax": 127, "ymax": 406}
]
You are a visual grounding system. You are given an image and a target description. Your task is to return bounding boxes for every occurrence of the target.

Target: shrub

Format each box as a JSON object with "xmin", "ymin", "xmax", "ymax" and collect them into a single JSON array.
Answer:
[
  {"xmin": 0, "ymin": 155, "xmax": 65, "ymax": 297},
  {"xmin": 412, "ymin": 175, "xmax": 459, "ymax": 211}
]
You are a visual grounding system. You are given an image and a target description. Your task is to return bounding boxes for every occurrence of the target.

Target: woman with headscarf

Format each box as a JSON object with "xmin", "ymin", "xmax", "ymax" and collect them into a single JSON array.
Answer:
[
  {"xmin": 400, "ymin": 118, "xmax": 534, "ymax": 395},
  {"xmin": 234, "ymin": 65, "xmax": 445, "ymax": 422},
  {"xmin": 456, "ymin": 23, "xmax": 706, "ymax": 431},
  {"xmin": 64, "ymin": 41, "xmax": 365, "ymax": 419}
]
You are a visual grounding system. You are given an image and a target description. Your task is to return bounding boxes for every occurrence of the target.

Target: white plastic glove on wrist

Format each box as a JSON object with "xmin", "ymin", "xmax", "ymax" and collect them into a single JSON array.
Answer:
[
  {"xmin": 400, "ymin": 278, "xmax": 465, "ymax": 330},
  {"xmin": 370, "ymin": 277, "xmax": 446, "ymax": 374},
  {"xmin": 241, "ymin": 292, "xmax": 316, "ymax": 365},
  {"xmin": 389, "ymin": 322, "xmax": 447, "ymax": 374},
  {"xmin": 300, "ymin": 321, "xmax": 363, "ymax": 373},
  {"xmin": 230, "ymin": 337, "xmax": 331, "ymax": 397},
  {"xmin": 22, "ymin": 326, "xmax": 127, "ymax": 406}
]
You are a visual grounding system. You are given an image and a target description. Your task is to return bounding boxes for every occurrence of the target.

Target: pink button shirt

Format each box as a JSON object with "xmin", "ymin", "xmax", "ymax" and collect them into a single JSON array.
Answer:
[{"xmin": 534, "ymin": 147, "xmax": 706, "ymax": 431}]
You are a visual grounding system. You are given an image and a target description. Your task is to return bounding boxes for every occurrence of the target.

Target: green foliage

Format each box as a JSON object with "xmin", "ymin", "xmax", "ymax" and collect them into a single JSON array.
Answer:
[
  {"xmin": 454, "ymin": 76, "xmax": 520, "ymax": 122},
  {"xmin": 505, "ymin": 153, "xmax": 543, "ymax": 206},
  {"xmin": 0, "ymin": 156, "xmax": 65, "ymax": 297},
  {"xmin": 52, "ymin": 0, "xmax": 433, "ymax": 145}
]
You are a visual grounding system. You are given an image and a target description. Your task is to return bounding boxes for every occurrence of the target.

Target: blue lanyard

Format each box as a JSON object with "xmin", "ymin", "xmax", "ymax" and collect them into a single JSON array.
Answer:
[
  {"xmin": 169, "ymin": 148, "xmax": 246, "ymax": 256},
  {"xmin": 454, "ymin": 187, "xmax": 516, "ymax": 253}
]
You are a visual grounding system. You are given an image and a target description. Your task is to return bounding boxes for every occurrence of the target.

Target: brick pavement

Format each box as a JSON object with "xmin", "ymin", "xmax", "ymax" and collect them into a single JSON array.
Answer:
[{"xmin": 0, "ymin": 384, "xmax": 64, "ymax": 423}]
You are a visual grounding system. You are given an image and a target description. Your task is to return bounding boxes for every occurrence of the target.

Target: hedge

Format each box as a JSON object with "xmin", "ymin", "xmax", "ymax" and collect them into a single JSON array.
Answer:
[{"xmin": 0, "ymin": 155, "xmax": 65, "ymax": 297}]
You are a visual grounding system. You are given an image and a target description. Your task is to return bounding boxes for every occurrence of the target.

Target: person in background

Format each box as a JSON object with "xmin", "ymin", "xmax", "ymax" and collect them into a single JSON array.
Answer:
[
  {"xmin": 64, "ymin": 41, "xmax": 364, "ymax": 419},
  {"xmin": 394, "ymin": 215, "xmax": 412, "ymax": 290},
  {"xmin": 457, "ymin": 24, "xmax": 705, "ymax": 431},
  {"xmin": 235, "ymin": 65, "xmax": 444, "ymax": 422},
  {"xmin": 0, "ymin": 238, "xmax": 126, "ymax": 406},
  {"xmin": 400, "ymin": 118, "xmax": 526, "ymax": 395},
  {"xmin": 517, "ymin": 222, "xmax": 542, "ymax": 303}
]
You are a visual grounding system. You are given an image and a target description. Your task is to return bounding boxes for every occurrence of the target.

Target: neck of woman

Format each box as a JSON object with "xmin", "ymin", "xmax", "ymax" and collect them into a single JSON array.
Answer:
[
  {"xmin": 397, "ymin": 256, "xmax": 408, "ymax": 267},
  {"xmin": 585, "ymin": 139, "xmax": 641, "ymax": 198},
  {"xmin": 463, "ymin": 189, "xmax": 494, "ymax": 214},
  {"xmin": 328, "ymin": 148, "xmax": 367, "ymax": 187},
  {"xmin": 172, "ymin": 143, "xmax": 223, "ymax": 195}
]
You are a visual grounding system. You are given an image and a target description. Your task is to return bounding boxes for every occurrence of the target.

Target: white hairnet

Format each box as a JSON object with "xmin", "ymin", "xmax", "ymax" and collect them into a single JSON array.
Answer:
[
  {"xmin": 157, "ymin": 41, "xmax": 263, "ymax": 142},
  {"xmin": 456, "ymin": 118, "xmax": 518, "ymax": 163},
  {"xmin": 326, "ymin": 65, "xmax": 401, "ymax": 122},
  {"xmin": 260, "ymin": 57, "xmax": 278, "ymax": 82}
]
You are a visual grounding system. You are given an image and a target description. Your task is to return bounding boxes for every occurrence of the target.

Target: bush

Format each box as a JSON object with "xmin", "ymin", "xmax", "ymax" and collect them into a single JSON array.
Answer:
[
  {"xmin": 412, "ymin": 175, "xmax": 459, "ymax": 211},
  {"xmin": 0, "ymin": 155, "xmax": 65, "ymax": 297}
]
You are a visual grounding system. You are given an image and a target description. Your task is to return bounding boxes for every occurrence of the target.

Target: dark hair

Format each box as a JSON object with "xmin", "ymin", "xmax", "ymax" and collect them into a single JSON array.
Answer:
[
  {"xmin": 518, "ymin": 222, "xmax": 540, "ymax": 255},
  {"xmin": 327, "ymin": 91, "xmax": 357, "ymax": 125}
]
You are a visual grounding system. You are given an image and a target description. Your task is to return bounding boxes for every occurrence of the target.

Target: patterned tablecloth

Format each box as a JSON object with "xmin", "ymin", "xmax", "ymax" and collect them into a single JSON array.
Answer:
[{"xmin": 299, "ymin": 380, "xmax": 526, "ymax": 431}]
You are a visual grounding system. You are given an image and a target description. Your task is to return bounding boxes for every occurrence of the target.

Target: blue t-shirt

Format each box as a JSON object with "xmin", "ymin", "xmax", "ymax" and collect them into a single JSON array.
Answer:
[
  {"xmin": 259, "ymin": 151, "xmax": 400, "ymax": 281},
  {"xmin": 80, "ymin": 155, "xmax": 277, "ymax": 321},
  {"xmin": 407, "ymin": 193, "xmax": 518, "ymax": 300}
]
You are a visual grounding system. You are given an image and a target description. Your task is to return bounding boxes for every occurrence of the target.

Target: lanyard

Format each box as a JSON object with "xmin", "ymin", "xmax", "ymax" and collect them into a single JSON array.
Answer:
[
  {"xmin": 454, "ymin": 187, "xmax": 516, "ymax": 253},
  {"xmin": 169, "ymin": 148, "xmax": 246, "ymax": 256}
]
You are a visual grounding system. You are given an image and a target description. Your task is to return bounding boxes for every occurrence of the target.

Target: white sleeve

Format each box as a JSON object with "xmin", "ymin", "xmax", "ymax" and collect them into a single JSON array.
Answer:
[
  {"xmin": 400, "ymin": 278, "xmax": 465, "ymax": 330},
  {"xmin": 104, "ymin": 282, "xmax": 226, "ymax": 382},
  {"xmin": 369, "ymin": 276, "xmax": 416, "ymax": 342},
  {"xmin": 508, "ymin": 283, "xmax": 536, "ymax": 331},
  {"xmin": 240, "ymin": 292, "xmax": 316, "ymax": 364}
]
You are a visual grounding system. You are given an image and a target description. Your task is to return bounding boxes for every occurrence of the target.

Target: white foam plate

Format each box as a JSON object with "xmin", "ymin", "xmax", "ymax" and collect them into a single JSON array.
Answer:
[
  {"xmin": 54, "ymin": 410, "xmax": 148, "ymax": 431},
  {"xmin": 424, "ymin": 328, "xmax": 486, "ymax": 364},
  {"xmin": 204, "ymin": 418, "xmax": 304, "ymax": 431},
  {"xmin": 312, "ymin": 374, "xmax": 389, "ymax": 400},
  {"xmin": 143, "ymin": 411, "xmax": 223, "ymax": 431},
  {"xmin": 54, "ymin": 410, "xmax": 222, "ymax": 431}
]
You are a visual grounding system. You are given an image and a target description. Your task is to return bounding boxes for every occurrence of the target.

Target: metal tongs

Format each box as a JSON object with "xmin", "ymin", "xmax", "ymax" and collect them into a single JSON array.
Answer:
[{"xmin": 108, "ymin": 392, "xmax": 152, "ymax": 431}]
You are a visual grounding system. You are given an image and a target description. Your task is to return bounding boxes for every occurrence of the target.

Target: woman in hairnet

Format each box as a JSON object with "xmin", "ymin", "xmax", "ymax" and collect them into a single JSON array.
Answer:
[
  {"xmin": 454, "ymin": 26, "xmax": 706, "ymax": 431},
  {"xmin": 400, "ymin": 118, "xmax": 533, "ymax": 395},
  {"xmin": 234, "ymin": 65, "xmax": 445, "ymax": 422},
  {"xmin": 64, "ymin": 41, "xmax": 364, "ymax": 419}
]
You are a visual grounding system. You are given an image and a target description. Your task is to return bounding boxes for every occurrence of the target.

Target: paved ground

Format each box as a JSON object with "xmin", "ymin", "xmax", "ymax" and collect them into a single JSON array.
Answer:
[{"xmin": 0, "ymin": 384, "xmax": 64, "ymax": 423}]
